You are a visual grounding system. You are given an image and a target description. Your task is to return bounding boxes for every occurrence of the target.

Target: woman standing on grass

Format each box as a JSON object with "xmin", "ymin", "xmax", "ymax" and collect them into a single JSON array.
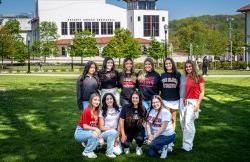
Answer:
[
  {"xmin": 118, "ymin": 58, "xmax": 137, "ymax": 107},
  {"xmin": 137, "ymin": 58, "xmax": 161, "ymax": 111},
  {"xmin": 147, "ymin": 95, "xmax": 175, "ymax": 158},
  {"xmin": 99, "ymin": 93, "xmax": 122, "ymax": 158},
  {"xmin": 119, "ymin": 91, "xmax": 146, "ymax": 156},
  {"xmin": 74, "ymin": 93, "xmax": 102, "ymax": 159},
  {"xmin": 160, "ymin": 58, "xmax": 181, "ymax": 131},
  {"xmin": 76, "ymin": 61, "xmax": 100, "ymax": 110},
  {"xmin": 180, "ymin": 60, "xmax": 205, "ymax": 152},
  {"xmin": 98, "ymin": 57, "xmax": 120, "ymax": 106}
]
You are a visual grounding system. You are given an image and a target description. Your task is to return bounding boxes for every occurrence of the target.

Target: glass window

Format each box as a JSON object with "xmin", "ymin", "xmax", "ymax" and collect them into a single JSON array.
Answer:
[
  {"xmin": 138, "ymin": 1, "xmax": 146, "ymax": 9},
  {"xmin": 76, "ymin": 22, "xmax": 82, "ymax": 32},
  {"xmin": 147, "ymin": 1, "xmax": 155, "ymax": 9},
  {"xmin": 115, "ymin": 22, "xmax": 120, "ymax": 30},
  {"xmin": 92, "ymin": 22, "xmax": 99, "ymax": 35},
  {"xmin": 84, "ymin": 22, "xmax": 91, "ymax": 32},
  {"xmin": 61, "ymin": 22, "xmax": 68, "ymax": 35},
  {"xmin": 107, "ymin": 22, "xmax": 113, "ymax": 35},
  {"xmin": 138, "ymin": 16, "xmax": 141, "ymax": 21},
  {"xmin": 143, "ymin": 15, "xmax": 159, "ymax": 37},
  {"xmin": 70, "ymin": 22, "xmax": 76, "ymax": 35},
  {"xmin": 162, "ymin": 17, "xmax": 165, "ymax": 22},
  {"xmin": 101, "ymin": 22, "xmax": 107, "ymax": 35}
]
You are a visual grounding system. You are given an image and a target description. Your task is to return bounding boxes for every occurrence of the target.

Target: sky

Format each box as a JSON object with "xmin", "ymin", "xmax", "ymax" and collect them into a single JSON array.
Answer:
[{"xmin": 0, "ymin": 0, "xmax": 249, "ymax": 20}]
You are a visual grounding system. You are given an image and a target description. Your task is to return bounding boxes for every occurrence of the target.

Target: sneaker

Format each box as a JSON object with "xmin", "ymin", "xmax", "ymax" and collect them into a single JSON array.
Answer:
[
  {"xmin": 136, "ymin": 146, "xmax": 143, "ymax": 156},
  {"xmin": 81, "ymin": 142, "xmax": 85, "ymax": 147},
  {"xmin": 113, "ymin": 145, "xmax": 122, "ymax": 155},
  {"xmin": 106, "ymin": 153, "xmax": 116, "ymax": 158},
  {"xmin": 82, "ymin": 152, "xmax": 97, "ymax": 159},
  {"xmin": 124, "ymin": 148, "xmax": 130, "ymax": 154},
  {"xmin": 167, "ymin": 145, "xmax": 173, "ymax": 152},
  {"xmin": 181, "ymin": 147, "xmax": 192, "ymax": 152},
  {"xmin": 160, "ymin": 146, "xmax": 168, "ymax": 159}
]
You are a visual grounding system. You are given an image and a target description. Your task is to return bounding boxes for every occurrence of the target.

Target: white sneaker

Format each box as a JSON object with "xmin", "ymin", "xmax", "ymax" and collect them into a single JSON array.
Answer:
[
  {"xmin": 136, "ymin": 146, "xmax": 143, "ymax": 156},
  {"xmin": 81, "ymin": 142, "xmax": 85, "ymax": 147},
  {"xmin": 82, "ymin": 152, "xmax": 97, "ymax": 159},
  {"xmin": 106, "ymin": 153, "xmax": 116, "ymax": 158},
  {"xmin": 113, "ymin": 145, "xmax": 122, "ymax": 155},
  {"xmin": 124, "ymin": 148, "xmax": 130, "ymax": 154},
  {"xmin": 160, "ymin": 146, "xmax": 168, "ymax": 159},
  {"xmin": 167, "ymin": 145, "xmax": 173, "ymax": 152}
]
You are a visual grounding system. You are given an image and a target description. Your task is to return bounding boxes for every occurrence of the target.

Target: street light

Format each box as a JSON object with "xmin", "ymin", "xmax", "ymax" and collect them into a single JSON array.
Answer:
[
  {"xmin": 27, "ymin": 34, "xmax": 31, "ymax": 73},
  {"xmin": 164, "ymin": 24, "xmax": 168, "ymax": 58},
  {"xmin": 227, "ymin": 17, "xmax": 234, "ymax": 70}
]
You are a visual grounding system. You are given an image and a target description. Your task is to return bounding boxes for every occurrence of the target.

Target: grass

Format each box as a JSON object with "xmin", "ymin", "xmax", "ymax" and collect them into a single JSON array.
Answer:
[{"xmin": 0, "ymin": 76, "xmax": 250, "ymax": 162}]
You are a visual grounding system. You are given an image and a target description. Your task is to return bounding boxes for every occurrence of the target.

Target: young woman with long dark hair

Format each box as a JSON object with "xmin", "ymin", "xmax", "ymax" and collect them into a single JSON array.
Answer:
[
  {"xmin": 147, "ymin": 95, "xmax": 175, "ymax": 158},
  {"xmin": 119, "ymin": 91, "xmax": 146, "ymax": 156},
  {"xmin": 118, "ymin": 58, "xmax": 137, "ymax": 107},
  {"xmin": 99, "ymin": 93, "xmax": 121, "ymax": 158},
  {"xmin": 98, "ymin": 57, "xmax": 120, "ymax": 106},
  {"xmin": 180, "ymin": 60, "xmax": 205, "ymax": 152},
  {"xmin": 76, "ymin": 61, "xmax": 100, "ymax": 110},
  {"xmin": 74, "ymin": 93, "xmax": 101, "ymax": 159},
  {"xmin": 137, "ymin": 58, "xmax": 161, "ymax": 111}
]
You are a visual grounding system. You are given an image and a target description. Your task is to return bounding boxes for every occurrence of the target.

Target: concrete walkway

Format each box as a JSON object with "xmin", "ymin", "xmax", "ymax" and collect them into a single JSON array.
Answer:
[{"xmin": 1, "ymin": 73, "xmax": 250, "ymax": 78}]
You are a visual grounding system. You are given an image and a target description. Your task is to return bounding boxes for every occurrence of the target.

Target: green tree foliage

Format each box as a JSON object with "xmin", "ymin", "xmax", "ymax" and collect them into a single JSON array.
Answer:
[
  {"xmin": 147, "ymin": 38, "xmax": 164, "ymax": 66},
  {"xmin": 72, "ymin": 31, "xmax": 98, "ymax": 64},
  {"xmin": 14, "ymin": 41, "xmax": 28, "ymax": 63},
  {"xmin": 0, "ymin": 27, "xmax": 15, "ymax": 69},
  {"xmin": 102, "ymin": 29, "xmax": 140, "ymax": 61},
  {"xmin": 39, "ymin": 21, "xmax": 59, "ymax": 63},
  {"xmin": 232, "ymin": 31, "xmax": 245, "ymax": 55}
]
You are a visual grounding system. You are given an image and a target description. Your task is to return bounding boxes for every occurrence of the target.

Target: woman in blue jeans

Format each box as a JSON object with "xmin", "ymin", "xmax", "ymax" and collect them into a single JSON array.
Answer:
[
  {"xmin": 146, "ymin": 95, "xmax": 175, "ymax": 158},
  {"xmin": 99, "ymin": 93, "xmax": 121, "ymax": 158},
  {"xmin": 74, "ymin": 93, "xmax": 101, "ymax": 159}
]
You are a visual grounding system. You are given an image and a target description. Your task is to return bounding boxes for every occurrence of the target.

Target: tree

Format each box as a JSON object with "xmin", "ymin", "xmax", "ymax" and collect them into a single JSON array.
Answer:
[
  {"xmin": 13, "ymin": 40, "xmax": 28, "ymax": 64},
  {"xmin": 147, "ymin": 38, "xmax": 164, "ymax": 66},
  {"xmin": 39, "ymin": 21, "xmax": 59, "ymax": 63},
  {"xmin": 72, "ymin": 31, "xmax": 98, "ymax": 65},
  {"xmin": 232, "ymin": 31, "xmax": 245, "ymax": 57},
  {"xmin": 31, "ymin": 40, "xmax": 41, "ymax": 59},
  {"xmin": 102, "ymin": 28, "xmax": 140, "ymax": 64},
  {"xmin": 0, "ymin": 27, "xmax": 15, "ymax": 69}
]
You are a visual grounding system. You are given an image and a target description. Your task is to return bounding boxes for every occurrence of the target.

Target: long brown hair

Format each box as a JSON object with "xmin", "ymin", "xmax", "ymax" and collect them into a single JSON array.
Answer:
[
  {"xmin": 88, "ymin": 93, "xmax": 100, "ymax": 120},
  {"xmin": 184, "ymin": 60, "xmax": 201, "ymax": 83},
  {"xmin": 148, "ymin": 95, "xmax": 167, "ymax": 125}
]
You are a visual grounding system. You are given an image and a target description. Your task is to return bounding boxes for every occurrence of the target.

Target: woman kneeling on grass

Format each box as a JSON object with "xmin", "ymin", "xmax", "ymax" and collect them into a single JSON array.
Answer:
[
  {"xmin": 99, "ymin": 93, "xmax": 122, "ymax": 158},
  {"xmin": 119, "ymin": 91, "xmax": 146, "ymax": 156},
  {"xmin": 74, "ymin": 93, "xmax": 102, "ymax": 159},
  {"xmin": 147, "ymin": 95, "xmax": 175, "ymax": 159}
]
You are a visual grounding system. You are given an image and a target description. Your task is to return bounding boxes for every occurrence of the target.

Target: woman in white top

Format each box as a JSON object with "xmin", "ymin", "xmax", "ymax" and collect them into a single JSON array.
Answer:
[
  {"xmin": 147, "ymin": 95, "xmax": 175, "ymax": 158},
  {"xmin": 99, "ymin": 93, "xmax": 121, "ymax": 158}
]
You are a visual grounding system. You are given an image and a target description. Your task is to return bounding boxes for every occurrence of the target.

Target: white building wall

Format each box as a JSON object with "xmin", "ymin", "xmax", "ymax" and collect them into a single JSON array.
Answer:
[{"xmin": 38, "ymin": 0, "xmax": 127, "ymax": 39}]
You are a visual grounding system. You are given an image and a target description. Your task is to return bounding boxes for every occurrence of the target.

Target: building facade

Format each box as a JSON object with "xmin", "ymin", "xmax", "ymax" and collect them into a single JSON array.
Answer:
[{"xmin": 33, "ymin": 0, "xmax": 168, "ymax": 56}]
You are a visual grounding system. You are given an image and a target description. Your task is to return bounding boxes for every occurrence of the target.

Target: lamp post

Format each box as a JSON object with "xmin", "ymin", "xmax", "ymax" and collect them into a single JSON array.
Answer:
[
  {"xmin": 227, "ymin": 17, "xmax": 234, "ymax": 70},
  {"xmin": 27, "ymin": 35, "xmax": 31, "ymax": 73},
  {"xmin": 164, "ymin": 24, "xmax": 168, "ymax": 58}
]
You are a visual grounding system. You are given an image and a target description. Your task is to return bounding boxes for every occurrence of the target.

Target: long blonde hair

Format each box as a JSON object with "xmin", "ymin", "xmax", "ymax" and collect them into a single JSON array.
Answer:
[{"xmin": 88, "ymin": 93, "xmax": 100, "ymax": 120}]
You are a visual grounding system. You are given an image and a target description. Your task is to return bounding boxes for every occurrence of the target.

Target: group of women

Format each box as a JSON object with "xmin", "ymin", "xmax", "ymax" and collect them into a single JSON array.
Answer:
[{"xmin": 74, "ymin": 57, "xmax": 205, "ymax": 159}]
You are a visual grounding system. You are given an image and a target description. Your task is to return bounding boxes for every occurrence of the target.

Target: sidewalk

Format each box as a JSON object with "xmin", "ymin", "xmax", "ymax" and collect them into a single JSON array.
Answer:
[{"xmin": 1, "ymin": 73, "xmax": 250, "ymax": 78}]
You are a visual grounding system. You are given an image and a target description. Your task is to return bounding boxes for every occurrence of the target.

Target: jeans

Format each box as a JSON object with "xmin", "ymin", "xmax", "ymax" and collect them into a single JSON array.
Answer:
[
  {"xmin": 142, "ymin": 100, "xmax": 151, "ymax": 111},
  {"xmin": 74, "ymin": 126, "xmax": 99, "ymax": 153},
  {"xmin": 148, "ymin": 134, "xmax": 176, "ymax": 157},
  {"xmin": 101, "ymin": 129, "xmax": 118, "ymax": 155},
  {"xmin": 180, "ymin": 99, "xmax": 199, "ymax": 151},
  {"xmin": 121, "ymin": 127, "xmax": 145, "ymax": 149},
  {"xmin": 82, "ymin": 101, "xmax": 89, "ymax": 110}
]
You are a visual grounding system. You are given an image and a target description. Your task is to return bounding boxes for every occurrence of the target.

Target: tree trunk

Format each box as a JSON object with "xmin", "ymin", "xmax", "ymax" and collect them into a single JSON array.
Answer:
[
  {"xmin": 11, "ymin": 57, "xmax": 13, "ymax": 66},
  {"xmin": 1, "ymin": 56, "xmax": 3, "ymax": 70},
  {"xmin": 71, "ymin": 56, "xmax": 74, "ymax": 70},
  {"xmin": 44, "ymin": 56, "xmax": 46, "ymax": 63},
  {"xmin": 81, "ymin": 56, "xmax": 83, "ymax": 65},
  {"xmin": 119, "ymin": 58, "xmax": 121, "ymax": 66}
]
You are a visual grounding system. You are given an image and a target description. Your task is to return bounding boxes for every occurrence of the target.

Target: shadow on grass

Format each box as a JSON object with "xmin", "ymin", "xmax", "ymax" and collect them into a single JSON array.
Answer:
[{"xmin": 0, "ymin": 78, "xmax": 249, "ymax": 161}]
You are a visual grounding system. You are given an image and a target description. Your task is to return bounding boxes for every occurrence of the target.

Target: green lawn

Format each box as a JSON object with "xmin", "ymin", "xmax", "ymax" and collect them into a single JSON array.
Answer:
[{"xmin": 0, "ymin": 76, "xmax": 250, "ymax": 162}]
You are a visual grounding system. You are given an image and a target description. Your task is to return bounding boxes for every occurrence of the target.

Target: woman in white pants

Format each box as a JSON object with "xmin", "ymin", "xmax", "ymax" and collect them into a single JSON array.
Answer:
[{"xmin": 180, "ymin": 60, "xmax": 205, "ymax": 152}]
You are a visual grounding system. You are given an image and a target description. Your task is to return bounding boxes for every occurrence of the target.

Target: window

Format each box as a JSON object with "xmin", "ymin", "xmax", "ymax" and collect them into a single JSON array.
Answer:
[
  {"xmin": 131, "ymin": 16, "xmax": 133, "ymax": 22},
  {"xmin": 107, "ymin": 22, "xmax": 113, "ymax": 35},
  {"xmin": 92, "ymin": 22, "xmax": 99, "ymax": 35},
  {"xmin": 101, "ymin": 22, "xmax": 107, "ymax": 35},
  {"xmin": 143, "ymin": 15, "xmax": 159, "ymax": 37},
  {"xmin": 147, "ymin": 1, "xmax": 156, "ymax": 9},
  {"xmin": 70, "ymin": 22, "xmax": 76, "ymax": 35},
  {"xmin": 115, "ymin": 22, "xmax": 120, "ymax": 30},
  {"xmin": 162, "ymin": 17, "xmax": 165, "ymax": 22},
  {"xmin": 61, "ymin": 22, "xmax": 68, "ymax": 35},
  {"xmin": 76, "ymin": 22, "xmax": 82, "ymax": 32},
  {"xmin": 61, "ymin": 47, "xmax": 66, "ymax": 56},
  {"xmin": 138, "ymin": 16, "xmax": 141, "ymax": 21},
  {"xmin": 84, "ymin": 22, "xmax": 91, "ymax": 32},
  {"xmin": 138, "ymin": 1, "xmax": 146, "ymax": 9}
]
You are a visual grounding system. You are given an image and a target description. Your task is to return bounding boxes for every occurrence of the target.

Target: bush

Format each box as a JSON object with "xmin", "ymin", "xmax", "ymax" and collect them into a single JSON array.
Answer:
[
  {"xmin": 34, "ymin": 68, "xmax": 39, "ymax": 72},
  {"xmin": 176, "ymin": 62, "xmax": 185, "ymax": 69},
  {"xmin": 16, "ymin": 69, "xmax": 21, "ymax": 73},
  {"xmin": 52, "ymin": 69, "xmax": 57, "ymax": 72},
  {"xmin": 60, "ymin": 69, "xmax": 66, "ymax": 72},
  {"xmin": 44, "ymin": 69, "xmax": 48, "ymax": 72},
  {"xmin": 134, "ymin": 63, "xmax": 144, "ymax": 69}
]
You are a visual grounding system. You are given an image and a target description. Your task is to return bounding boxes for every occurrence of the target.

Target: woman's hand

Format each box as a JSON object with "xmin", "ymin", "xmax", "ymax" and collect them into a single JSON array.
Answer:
[
  {"xmin": 94, "ymin": 128, "xmax": 101, "ymax": 137},
  {"xmin": 121, "ymin": 134, "xmax": 127, "ymax": 143},
  {"xmin": 193, "ymin": 102, "xmax": 200, "ymax": 112}
]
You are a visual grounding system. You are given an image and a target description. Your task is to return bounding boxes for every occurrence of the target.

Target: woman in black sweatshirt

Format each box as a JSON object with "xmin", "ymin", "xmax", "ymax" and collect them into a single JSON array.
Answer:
[
  {"xmin": 98, "ymin": 57, "xmax": 120, "ymax": 106},
  {"xmin": 76, "ymin": 61, "xmax": 100, "ymax": 111},
  {"xmin": 137, "ymin": 58, "xmax": 161, "ymax": 111},
  {"xmin": 118, "ymin": 58, "xmax": 137, "ymax": 107}
]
